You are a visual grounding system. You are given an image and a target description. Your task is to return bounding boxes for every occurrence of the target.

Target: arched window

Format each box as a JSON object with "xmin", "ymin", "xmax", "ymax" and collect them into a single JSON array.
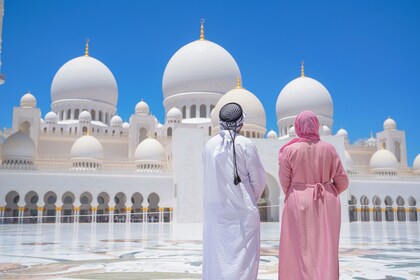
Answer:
[
  {"xmin": 348, "ymin": 195, "xmax": 357, "ymax": 222},
  {"xmin": 384, "ymin": 196, "xmax": 394, "ymax": 221},
  {"xmin": 200, "ymin": 105, "xmax": 206, "ymax": 118},
  {"xmin": 82, "ymin": 126, "xmax": 88, "ymax": 135},
  {"xmin": 372, "ymin": 196, "xmax": 382, "ymax": 221},
  {"xmin": 252, "ymin": 132, "xmax": 256, "ymax": 138},
  {"xmin": 167, "ymin": 127, "xmax": 172, "ymax": 137},
  {"xmin": 360, "ymin": 195, "xmax": 370, "ymax": 221},
  {"xmin": 43, "ymin": 127, "xmax": 47, "ymax": 133},
  {"xmin": 67, "ymin": 109, "xmax": 71, "ymax": 120},
  {"xmin": 191, "ymin": 105, "xmax": 196, "ymax": 118},
  {"xmin": 74, "ymin": 109, "xmax": 80, "ymax": 119},
  {"xmin": 396, "ymin": 196, "xmax": 406, "ymax": 221},
  {"xmin": 246, "ymin": 131, "xmax": 250, "ymax": 137},
  {"xmin": 408, "ymin": 196, "xmax": 417, "ymax": 221},
  {"xmin": 99, "ymin": 111, "xmax": 103, "ymax": 122},
  {"xmin": 139, "ymin": 127, "xmax": 147, "ymax": 143},
  {"xmin": 394, "ymin": 141, "xmax": 401, "ymax": 162},
  {"xmin": 182, "ymin": 106, "xmax": 186, "ymax": 119},
  {"xmin": 91, "ymin": 110, "xmax": 96, "ymax": 121}
]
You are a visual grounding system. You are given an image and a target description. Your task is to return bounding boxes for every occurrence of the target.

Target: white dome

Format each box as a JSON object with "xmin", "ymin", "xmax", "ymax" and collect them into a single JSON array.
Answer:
[
  {"xmin": 344, "ymin": 150, "xmax": 353, "ymax": 170},
  {"xmin": 78, "ymin": 110, "xmax": 92, "ymax": 123},
  {"xmin": 51, "ymin": 56, "xmax": 118, "ymax": 107},
  {"xmin": 383, "ymin": 117, "xmax": 397, "ymax": 130},
  {"xmin": 162, "ymin": 39, "xmax": 240, "ymax": 99},
  {"xmin": 366, "ymin": 133, "xmax": 376, "ymax": 147},
  {"xmin": 167, "ymin": 107, "xmax": 182, "ymax": 120},
  {"xmin": 122, "ymin": 122, "xmax": 130, "ymax": 130},
  {"xmin": 20, "ymin": 92, "xmax": 37, "ymax": 108},
  {"xmin": 267, "ymin": 130, "xmax": 278, "ymax": 139},
  {"xmin": 288, "ymin": 126, "xmax": 296, "ymax": 137},
  {"xmin": 110, "ymin": 115, "xmax": 123, "ymax": 127},
  {"xmin": 211, "ymin": 87, "xmax": 266, "ymax": 129},
  {"xmin": 276, "ymin": 76, "xmax": 333, "ymax": 120},
  {"xmin": 134, "ymin": 138, "xmax": 166, "ymax": 162},
  {"xmin": 322, "ymin": 125, "xmax": 331, "ymax": 135},
  {"xmin": 135, "ymin": 100, "xmax": 149, "ymax": 115},
  {"xmin": 370, "ymin": 149, "xmax": 399, "ymax": 171},
  {"xmin": 1, "ymin": 131, "xmax": 36, "ymax": 160},
  {"xmin": 45, "ymin": 111, "xmax": 58, "ymax": 124},
  {"xmin": 413, "ymin": 154, "xmax": 420, "ymax": 173},
  {"xmin": 70, "ymin": 135, "xmax": 103, "ymax": 160},
  {"xmin": 336, "ymin": 128, "xmax": 348, "ymax": 138}
]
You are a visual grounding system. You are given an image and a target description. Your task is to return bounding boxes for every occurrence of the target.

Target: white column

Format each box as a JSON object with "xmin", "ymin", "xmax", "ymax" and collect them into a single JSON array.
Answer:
[
  {"xmin": 92, "ymin": 206, "xmax": 97, "ymax": 223},
  {"xmin": 142, "ymin": 207, "xmax": 148, "ymax": 223},
  {"xmin": 74, "ymin": 206, "xmax": 80, "ymax": 223},
  {"xmin": 109, "ymin": 207, "xmax": 115, "ymax": 223},
  {"xmin": 37, "ymin": 207, "xmax": 43, "ymax": 223},
  {"xmin": 126, "ymin": 206, "xmax": 132, "ymax": 223},
  {"xmin": 18, "ymin": 207, "xmax": 25, "ymax": 224},
  {"xmin": 159, "ymin": 207, "xmax": 164, "ymax": 223},
  {"xmin": 0, "ymin": 207, "xmax": 5, "ymax": 224},
  {"xmin": 56, "ymin": 205, "xmax": 62, "ymax": 223}
]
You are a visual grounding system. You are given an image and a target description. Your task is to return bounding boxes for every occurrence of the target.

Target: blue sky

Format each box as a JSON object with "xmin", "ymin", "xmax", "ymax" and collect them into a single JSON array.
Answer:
[{"xmin": 0, "ymin": 0, "xmax": 419, "ymax": 165}]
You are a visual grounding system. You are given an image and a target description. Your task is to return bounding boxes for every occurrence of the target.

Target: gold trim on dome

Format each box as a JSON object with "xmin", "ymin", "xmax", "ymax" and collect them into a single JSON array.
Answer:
[
  {"xmin": 236, "ymin": 76, "xmax": 242, "ymax": 88},
  {"xmin": 200, "ymin": 19, "xmax": 205, "ymax": 40},
  {"xmin": 301, "ymin": 60, "xmax": 305, "ymax": 77},
  {"xmin": 85, "ymin": 38, "xmax": 90, "ymax": 57}
]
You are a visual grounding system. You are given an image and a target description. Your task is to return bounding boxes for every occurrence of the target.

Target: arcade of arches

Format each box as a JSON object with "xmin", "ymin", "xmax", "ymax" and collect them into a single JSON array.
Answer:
[
  {"xmin": 348, "ymin": 195, "xmax": 419, "ymax": 222},
  {"xmin": 1, "ymin": 191, "xmax": 172, "ymax": 224}
]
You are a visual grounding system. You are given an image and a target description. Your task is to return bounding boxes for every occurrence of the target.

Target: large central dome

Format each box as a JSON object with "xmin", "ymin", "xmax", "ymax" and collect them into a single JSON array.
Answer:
[
  {"xmin": 51, "ymin": 56, "xmax": 118, "ymax": 107},
  {"xmin": 162, "ymin": 39, "xmax": 240, "ymax": 99}
]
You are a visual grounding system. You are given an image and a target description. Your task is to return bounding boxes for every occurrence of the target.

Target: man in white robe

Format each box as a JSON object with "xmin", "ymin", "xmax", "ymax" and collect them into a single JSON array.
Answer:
[{"xmin": 202, "ymin": 102, "xmax": 266, "ymax": 280}]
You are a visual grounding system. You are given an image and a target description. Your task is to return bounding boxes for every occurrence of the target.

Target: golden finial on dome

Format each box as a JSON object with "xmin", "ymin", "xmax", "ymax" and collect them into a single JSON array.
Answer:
[
  {"xmin": 85, "ymin": 38, "xmax": 90, "ymax": 57},
  {"xmin": 200, "ymin": 19, "xmax": 205, "ymax": 40},
  {"xmin": 301, "ymin": 60, "xmax": 305, "ymax": 77},
  {"xmin": 236, "ymin": 76, "xmax": 242, "ymax": 88}
]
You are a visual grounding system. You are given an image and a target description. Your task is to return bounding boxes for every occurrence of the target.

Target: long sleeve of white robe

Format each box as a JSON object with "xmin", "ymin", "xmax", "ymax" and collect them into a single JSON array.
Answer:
[{"xmin": 202, "ymin": 131, "xmax": 266, "ymax": 280}]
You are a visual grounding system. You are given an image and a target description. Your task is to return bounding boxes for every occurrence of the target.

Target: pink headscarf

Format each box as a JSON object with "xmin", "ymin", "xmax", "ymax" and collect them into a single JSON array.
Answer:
[{"xmin": 279, "ymin": 110, "xmax": 320, "ymax": 154}]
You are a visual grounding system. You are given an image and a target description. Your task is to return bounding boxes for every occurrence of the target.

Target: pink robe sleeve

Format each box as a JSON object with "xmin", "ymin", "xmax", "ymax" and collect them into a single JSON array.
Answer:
[
  {"xmin": 278, "ymin": 149, "xmax": 291, "ymax": 195},
  {"xmin": 330, "ymin": 147, "xmax": 349, "ymax": 195}
]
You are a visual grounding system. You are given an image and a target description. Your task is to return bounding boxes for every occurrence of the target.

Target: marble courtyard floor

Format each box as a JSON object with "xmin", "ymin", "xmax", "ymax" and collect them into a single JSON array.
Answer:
[{"xmin": 0, "ymin": 222, "xmax": 419, "ymax": 280}]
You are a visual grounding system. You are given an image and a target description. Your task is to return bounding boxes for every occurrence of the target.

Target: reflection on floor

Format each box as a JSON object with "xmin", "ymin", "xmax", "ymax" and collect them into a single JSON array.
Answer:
[{"xmin": 0, "ymin": 222, "xmax": 419, "ymax": 280}]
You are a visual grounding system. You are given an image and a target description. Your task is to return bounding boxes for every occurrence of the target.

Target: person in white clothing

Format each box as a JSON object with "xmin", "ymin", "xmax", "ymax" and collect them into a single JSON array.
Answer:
[{"xmin": 202, "ymin": 102, "xmax": 266, "ymax": 280}]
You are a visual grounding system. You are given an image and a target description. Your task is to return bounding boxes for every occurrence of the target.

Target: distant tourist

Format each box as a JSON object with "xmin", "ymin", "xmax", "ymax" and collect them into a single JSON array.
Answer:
[
  {"xmin": 278, "ymin": 110, "xmax": 349, "ymax": 280},
  {"xmin": 202, "ymin": 102, "xmax": 266, "ymax": 280}
]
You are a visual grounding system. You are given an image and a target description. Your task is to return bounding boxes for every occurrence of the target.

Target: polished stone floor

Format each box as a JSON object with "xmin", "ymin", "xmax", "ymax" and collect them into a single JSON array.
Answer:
[{"xmin": 0, "ymin": 222, "xmax": 419, "ymax": 280}]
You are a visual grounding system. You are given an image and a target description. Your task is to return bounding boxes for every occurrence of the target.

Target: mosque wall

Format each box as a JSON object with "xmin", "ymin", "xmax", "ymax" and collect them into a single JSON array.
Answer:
[
  {"xmin": 172, "ymin": 126, "xmax": 205, "ymax": 223},
  {"xmin": 0, "ymin": 170, "xmax": 174, "ymax": 209}
]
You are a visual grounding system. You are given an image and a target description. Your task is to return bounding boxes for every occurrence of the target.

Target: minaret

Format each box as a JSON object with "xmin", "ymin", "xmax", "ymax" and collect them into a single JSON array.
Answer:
[{"xmin": 0, "ymin": 0, "xmax": 5, "ymax": 85}]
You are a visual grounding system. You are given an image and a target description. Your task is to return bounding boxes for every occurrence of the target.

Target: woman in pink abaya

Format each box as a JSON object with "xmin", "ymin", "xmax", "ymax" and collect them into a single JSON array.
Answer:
[{"xmin": 278, "ymin": 110, "xmax": 349, "ymax": 280}]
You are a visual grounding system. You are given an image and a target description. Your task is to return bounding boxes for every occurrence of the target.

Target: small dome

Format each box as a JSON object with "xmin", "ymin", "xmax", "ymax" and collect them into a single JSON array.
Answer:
[
  {"xmin": 135, "ymin": 138, "xmax": 166, "ymax": 162},
  {"xmin": 366, "ymin": 133, "xmax": 376, "ymax": 147},
  {"xmin": 383, "ymin": 117, "xmax": 397, "ymax": 130},
  {"xmin": 267, "ymin": 130, "xmax": 278, "ymax": 139},
  {"xmin": 322, "ymin": 125, "xmax": 331, "ymax": 135},
  {"xmin": 370, "ymin": 149, "xmax": 399, "ymax": 171},
  {"xmin": 79, "ymin": 110, "xmax": 92, "ymax": 123},
  {"xmin": 413, "ymin": 154, "xmax": 420, "ymax": 173},
  {"xmin": 20, "ymin": 92, "xmax": 37, "ymax": 108},
  {"xmin": 288, "ymin": 126, "xmax": 296, "ymax": 137},
  {"xmin": 70, "ymin": 135, "xmax": 103, "ymax": 160},
  {"xmin": 45, "ymin": 111, "xmax": 58, "ymax": 124},
  {"xmin": 344, "ymin": 150, "xmax": 353, "ymax": 170},
  {"xmin": 211, "ymin": 87, "xmax": 266, "ymax": 131},
  {"xmin": 135, "ymin": 100, "xmax": 149, "ymax": 115},
  {"xmin": 1, "ymin": 131, "xmax": 36, "ymax": 160},
  {"xmin": 167, "ymin": 107, "xmax": 182, "ymax": 120},
  {"xmin": 110, "ymin": 115, "xmax": 123, "ymax": 127},
  {"xmin": 122, "ymin": 122, "xmax": 130, "ymax": 130},
  {"xmin": 336, "ymin": 128, "xmax": 348, "ymax": 138}
]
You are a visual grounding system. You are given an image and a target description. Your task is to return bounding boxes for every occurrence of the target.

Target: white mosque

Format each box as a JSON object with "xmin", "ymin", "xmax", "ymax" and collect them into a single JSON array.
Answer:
[{"xmin": 0, "ymin": 18, "xmax": 419, "ymax": 225}]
